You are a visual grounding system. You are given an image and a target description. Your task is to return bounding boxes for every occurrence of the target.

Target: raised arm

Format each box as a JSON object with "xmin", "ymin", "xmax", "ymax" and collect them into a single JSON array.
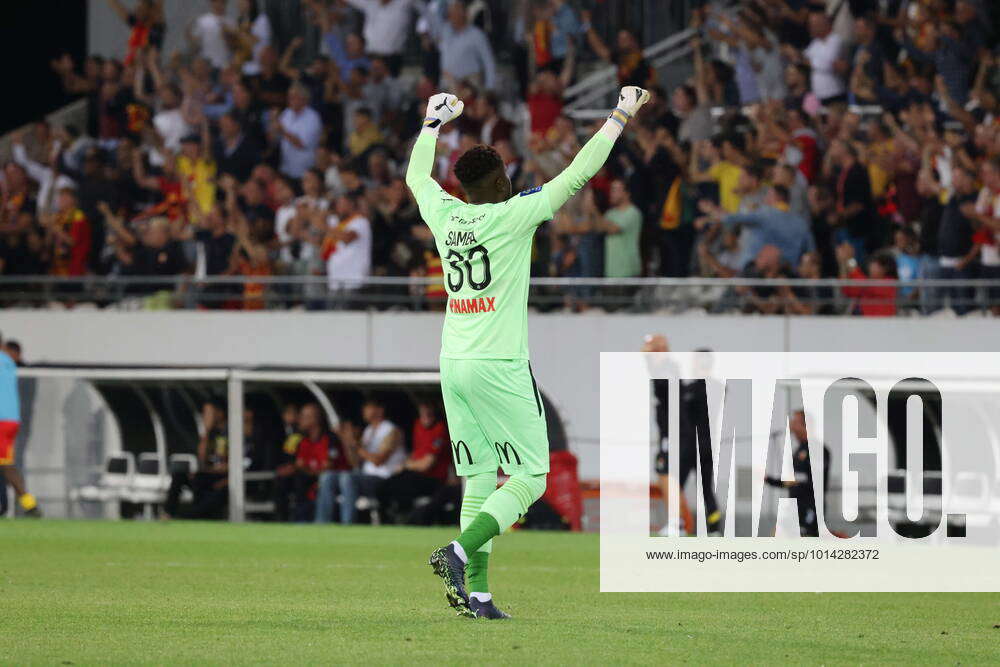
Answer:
[
  {"xmin": 107, "ymin": 0, "xmax": 129, "ymax": 23},
  {"xmin": 542, "ymin": 86, "xmax": 650, "ymax": 212},
  {"xmin": 405, "ymin": 92, "xmax": 465, "ymax": 193}
]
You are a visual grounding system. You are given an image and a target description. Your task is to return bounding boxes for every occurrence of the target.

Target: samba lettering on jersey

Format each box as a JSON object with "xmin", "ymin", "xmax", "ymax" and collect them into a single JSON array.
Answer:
[
  {"xmin": 448, "ymin": 296, "xmax": 496, "ymax": 314},
  {"xmin": 445, "ymin": 229, "xmax": 479, "ymax": 246}
]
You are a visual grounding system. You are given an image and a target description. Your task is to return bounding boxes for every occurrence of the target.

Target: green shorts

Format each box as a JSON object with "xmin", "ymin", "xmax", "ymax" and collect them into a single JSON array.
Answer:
[{"xmin": 439, "ymin": 357, "xmax": 550, "ymax": 477}]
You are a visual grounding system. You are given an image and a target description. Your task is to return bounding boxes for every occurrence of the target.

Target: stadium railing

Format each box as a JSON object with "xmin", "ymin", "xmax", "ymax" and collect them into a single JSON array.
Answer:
[{"xmin": 1, "ymin": 275, "xmax": 998, "ymax": 315}]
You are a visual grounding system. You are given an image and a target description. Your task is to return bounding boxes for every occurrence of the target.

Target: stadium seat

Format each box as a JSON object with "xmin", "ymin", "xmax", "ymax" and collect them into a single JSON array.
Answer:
[
  {"xmin": 244, "ymin": 470, "xmax": 277, "ymax": 515},
  {"xmin": 168, "ymin": 453, "xmax": 198, "ymax": 476},
  {"xmin": 129, "ymin": 453, "xmax": 171, "ymax": 510},
  {"xmin": 75, "ymin": 452, "xmax": 136, "ymax": 503}
]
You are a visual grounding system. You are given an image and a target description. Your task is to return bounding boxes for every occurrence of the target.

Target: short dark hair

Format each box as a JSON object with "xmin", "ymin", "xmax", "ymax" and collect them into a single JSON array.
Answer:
[
  {"xmin": 454, "ymin": 145, "xmax": 504, "ymax": 187},
  {"xmin": 678, "ymin": 84, "xmax": 696, "ymax": 104},
  {"xmin": 870, "ymin": 252, "xmax": 898, "ymax": 278},
  {"xmin": 5, "ymin": 340, "xmax": 21, "ymax": 354},
  {"xmin": 745, "ymin": 161, "xmax": 766, "ymax": 181}
]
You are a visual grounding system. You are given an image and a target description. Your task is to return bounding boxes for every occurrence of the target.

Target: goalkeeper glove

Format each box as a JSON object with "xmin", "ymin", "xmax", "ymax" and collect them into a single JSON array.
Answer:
[
  {"xmin": 608, "ymin": 86, "xmax": 650, "ymax": 127},
  {"xmin": 423, "ymin": 93, "xmax": 465, "ymax": 129}
]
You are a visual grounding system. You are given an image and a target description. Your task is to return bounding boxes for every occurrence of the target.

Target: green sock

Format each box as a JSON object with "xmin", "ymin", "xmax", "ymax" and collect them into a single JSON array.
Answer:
[
  {"xmin": 456, "ymin": 512, "xmax": 501, "ymax": 556},
  {"xmin": 467, "ymin": 551, "xmax": 489, "ymax": 593},
  {"xmin": 479, "ymin": 474, "xmax": 547, "ymax": 531},
  {"xmin": 460, "ymin": 472, "xmax": 497, "ymax": 553}
]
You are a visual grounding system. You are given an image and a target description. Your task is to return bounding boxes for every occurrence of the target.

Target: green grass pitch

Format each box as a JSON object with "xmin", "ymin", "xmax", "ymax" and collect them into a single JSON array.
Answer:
[{"xmin": 2, "ymin": 520, "xmax": 997, "ymax": 664}]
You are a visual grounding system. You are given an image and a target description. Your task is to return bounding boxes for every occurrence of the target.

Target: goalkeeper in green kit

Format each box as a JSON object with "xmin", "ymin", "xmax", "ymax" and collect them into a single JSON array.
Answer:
[{"xmin": 406, "ymin": 86, "xmax": 650, "ymax": 619}]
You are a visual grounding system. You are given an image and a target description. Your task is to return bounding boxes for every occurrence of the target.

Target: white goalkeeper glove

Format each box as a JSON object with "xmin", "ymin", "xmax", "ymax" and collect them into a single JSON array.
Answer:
[
  {"xmin": 423, "ymin": 93, "xmax": 465, "ymax": 130},
  {"xmin": 609, "ymin": 86, "xmax": 651, "ymax": 127}
]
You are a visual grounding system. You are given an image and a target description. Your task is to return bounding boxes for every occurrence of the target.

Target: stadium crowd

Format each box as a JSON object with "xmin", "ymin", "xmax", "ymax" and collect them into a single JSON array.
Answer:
[{"xmin": 0, "ymin": 0, "xmax": 999, "ymax": 315}]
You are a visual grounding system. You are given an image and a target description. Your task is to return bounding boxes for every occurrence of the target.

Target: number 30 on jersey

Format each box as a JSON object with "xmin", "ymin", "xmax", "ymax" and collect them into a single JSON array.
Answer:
[{"xmin": 445, "ymin": 245, "xmax": 491, "ymax": 292}]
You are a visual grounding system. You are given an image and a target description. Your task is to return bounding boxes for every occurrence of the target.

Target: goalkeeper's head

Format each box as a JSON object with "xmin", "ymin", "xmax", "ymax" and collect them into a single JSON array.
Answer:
[{"xmin": 454, "ymin": 144, "xmax": 512, "ymax": 204}]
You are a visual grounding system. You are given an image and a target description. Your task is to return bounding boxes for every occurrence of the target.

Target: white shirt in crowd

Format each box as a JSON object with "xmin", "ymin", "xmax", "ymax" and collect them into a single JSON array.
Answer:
[
  {"xmin": 361, "ymin": 419, "xmax": 406, "ymax": 478},
  {"xmin": 12, "ymin": 143, "xmax": 75, "ymax": 215},
  {"xmin": 803, "ymin": 32, "xmax": 845, "ymax": 100},
  {"xmin": 151, "ymin": 108, "xmax": 190, "ymax": 166},
  {"xmin": 975, "ymin": 186, "xmax": 1000, "ymax": 266},
  {"xmin": 242, "ymin": 14, "xmax": 273, "ymax": 75},
  {"xmin": 192, "ymin": 12, "xmax": 235, "ymax": 69},
  {"xmin": 326, "ymin": 214, "xmax": 372, "ymax": 289},
  {"xmin": 278, "ymin": 106, "xmax": 323, "ymax": 178},
  {"xmin": 275, "ymin": 196, "xmax": 328, "ymax": 263},
  {"xmin": 274, "ymin": 204, "xmax": 298, "ymax": 262},
  {"xmin": 345, "ymin": 0, "xmax": 417, "ymax": 56}
]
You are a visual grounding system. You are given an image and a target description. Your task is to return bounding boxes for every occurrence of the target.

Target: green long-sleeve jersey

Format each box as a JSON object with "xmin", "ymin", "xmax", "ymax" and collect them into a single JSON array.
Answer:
[{"xmin": 405, "ymin": 128, "xmax": 617, "ymax": 360}]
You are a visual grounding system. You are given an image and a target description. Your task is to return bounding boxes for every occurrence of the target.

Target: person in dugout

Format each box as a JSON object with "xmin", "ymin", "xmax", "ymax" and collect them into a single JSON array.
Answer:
[{"xmin": 764, "ymin": 409, "xmax": 830, "ymax": 537}]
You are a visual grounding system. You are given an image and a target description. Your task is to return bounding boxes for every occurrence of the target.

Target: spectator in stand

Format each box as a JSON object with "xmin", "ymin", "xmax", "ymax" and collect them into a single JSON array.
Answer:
[
  {"xmin": 177, "ymin": 130, "xmax": 218, "ymax": 215},
  {"xmin": 188, "ymin": 0, "xmax": 236, "ymax": 70},
  {"xmin": 375, "ymin": 400, "xmax": 450, "ymax": 524},
  {"xmin": 44, "ymin": 188, "xmax": 92, "ymax": 281},
  {"xmin": 800, "ymin": 9, "xmax": 848, "ymax": 107},
  {"xmin": 826, "ymin": 139, "xmax": 875, "ymax": 262},
  {"xmin": 673, "ymin": 37, "xmax": 714, "ymax": 144},
  {"xmin": 589, "ymin": 179, "xmax": 643, "ymax": 280},
  {"xmin": 362, "ymin": 58, "xmax": 404, "ymax": 122},
  {"xmin": 705, "ymin": 5, "xmax": 784, "ymax": 104},
  {"xmin": 273, "ymin": 83, "xmax": 323, "ymax": 179},
  {"xmin": 932, "ymin": 165, "xmax": 980, "ymax": 313},
  {"xmin": 232, "ymin": 218, "xmax": 272, "ymax": 310},
  {"xmin": 101, "ymin": 205, "xmax": 188, "ymax": 302},
  {"xmin": 11, "ymin": 131, "xmax": 77, "ymax": 216},
  {"xmin": 850, "ymin": 15, "xmax": 884, "ymax": 92},
  {"xmin": 347, "ymin": 107, "xmax": 382, "ymax": 158},
  {"xmin": 214, "ymin": 112, "xmax": 259, "ymax": 182},
  {"xmin": 323, "ymin": 194, "xmax": 372, "ymax": 305},
  {"xmin": 691, "ymin": 135, "xmax": 748, "ymax": 215},
  {"xmin": 247, "ymin": 45, "xmax": 291, "ymax": 110},
  {"xmin": 970, "ymin": 156, "xmax": 1000, "ymax": 315},
  {"xmin": 274, "ymin": 403, "xmax": 344, "ymax": 522},
  {"xmin": 106, "ymin": 0, "xmax": 166, "ymax": 67},
  {"xmin": 234, "ymin": 0, "xmax": 273, "ymax": 76},
  {"xmin": 425, "ymin": 1, "xmax": 497, "ymax": 90},
  {"xmin": 581, "ymin": 12, "xmax": 656, "ymax": 88},
  {"xmin": 781, "ymin": 251, "xmax": 834, "ymax": 315},
  {"xmin": 900, "ymin": 19, "xmax": 974, "ymax": 106},
  {"xmin": 526, "ymin": 70, "xmax": 565, "ymax": 135},
  {"xmin": 532, "ymin": 0, "xmax": 582, "ymax": 78},
  {"xmin": 345, "ymin": 0, "xmax": 420, "ymax": 74},
  {"xmin": 706, "ymin": 185, "xmax": 816, "ymax": 269},
  {"xmin": 727, "ymin": 244, "xmax": 794, "ymax": 315},
  {"xmin": 470, "ymin": 92, "xmax": 513, "ymax": 146},
  {"xmin": 164, "ymin": 400, "xmax": 229, "ymax": 519},
  {"xmin": 891, "ymin": 226, "xmax": 926, "ymax": 308},
  {"xmin": 837, "ymin": 242, "xmax": 897, "ymax": 317},
  {"xmin": 145, "ymin": 80, "xmax": 187, "ymax": 158}
]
